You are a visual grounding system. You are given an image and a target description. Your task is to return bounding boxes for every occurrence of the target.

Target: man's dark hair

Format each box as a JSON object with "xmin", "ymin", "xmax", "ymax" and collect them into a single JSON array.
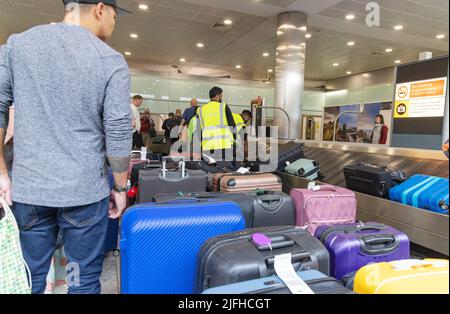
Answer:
[
  {"xmin": 133, "ymin": 95, "xmax": 144, "ymax": 101},
  {"xmin": 168, "ymin": 112, "xmax": 175, "ymax": 118},
  {"xmin": 242, "ymin": 110, "xmax": 253, "ymax": 118},
  {"xmin": 209, "ymin": 87, "xmax": 223, "ymax": 100},
  {"xmin": 375, "ymin": 114, "xmax": 385, "ymax": 124}
]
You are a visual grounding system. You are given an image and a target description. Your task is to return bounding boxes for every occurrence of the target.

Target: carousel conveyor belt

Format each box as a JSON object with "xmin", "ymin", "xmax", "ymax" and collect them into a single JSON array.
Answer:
[
  {"xmin": 301, "ymin": 146, "xmax": 449, "ymax": 188},
  {"xmin": 274, "ymin": 146, "xmax": 449, "ymax": 256}
]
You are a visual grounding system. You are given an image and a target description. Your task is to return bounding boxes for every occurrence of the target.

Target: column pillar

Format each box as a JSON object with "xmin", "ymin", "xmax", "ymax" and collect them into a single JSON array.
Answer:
[{"xmin": 274, "ymin": 12, "xmax": 307, "ymax": 140}]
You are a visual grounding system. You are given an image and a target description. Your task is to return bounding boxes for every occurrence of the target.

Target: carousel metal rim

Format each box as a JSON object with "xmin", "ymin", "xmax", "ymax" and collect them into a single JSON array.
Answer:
[
  {"xmin": 276, "ymin": 171, "xmax": 449, "ymax": 256},
  {"xmin": 282, "ymin": 140, "xmax": 448, "ymax": 161}
]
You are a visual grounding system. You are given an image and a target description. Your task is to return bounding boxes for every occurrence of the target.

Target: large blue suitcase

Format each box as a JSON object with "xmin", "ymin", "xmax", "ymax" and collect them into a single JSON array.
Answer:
[
  {"xmin": 120, "ymin": 199, "xmax": 245, "ymax": 294},
  {"xmin": 202, "ymin": 270, "xmax": 353, "ymax": 294},
  {"xmin": 389, "ymin": 174, "xmax": 449, "ymax": 214}
]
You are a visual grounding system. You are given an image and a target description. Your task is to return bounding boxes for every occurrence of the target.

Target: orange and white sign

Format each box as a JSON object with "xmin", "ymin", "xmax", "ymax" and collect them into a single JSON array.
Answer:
[{"xmin": 395, "ymin": 77, "xmax": 447, "ymax": 118}]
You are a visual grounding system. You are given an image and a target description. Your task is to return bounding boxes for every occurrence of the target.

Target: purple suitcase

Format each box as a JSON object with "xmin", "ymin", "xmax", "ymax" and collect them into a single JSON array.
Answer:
[{"xmin": 314, "ymin": 222, "xmax": 410, "ymax": 281}]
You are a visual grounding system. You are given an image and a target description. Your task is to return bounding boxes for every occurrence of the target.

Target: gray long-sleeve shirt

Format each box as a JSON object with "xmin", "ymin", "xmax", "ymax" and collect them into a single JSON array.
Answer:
[{"xmin": 0, "ymin": 23, "xmax": 132, "ymax": 207}]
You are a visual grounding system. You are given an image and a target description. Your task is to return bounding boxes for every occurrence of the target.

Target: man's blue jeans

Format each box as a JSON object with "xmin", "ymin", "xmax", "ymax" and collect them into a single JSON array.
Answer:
[{"xmin": 12, "ymin": 198, "xmax": 109, "ymax": 294}]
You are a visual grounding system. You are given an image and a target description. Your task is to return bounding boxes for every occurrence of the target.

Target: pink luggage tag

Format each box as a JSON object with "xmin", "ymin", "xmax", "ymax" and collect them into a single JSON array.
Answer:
[{"xmin": 252, "ymin": 233, "xmax": 273, "ymax": 250}]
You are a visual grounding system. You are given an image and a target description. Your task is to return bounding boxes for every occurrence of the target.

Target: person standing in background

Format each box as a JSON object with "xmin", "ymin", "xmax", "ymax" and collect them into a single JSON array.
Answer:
[
  {"xmin": 140, "ymin": 108, "xmax": 156, "ymax": 150},
  {"xmin": 0, "ymin": 0, "xmax": 132, "ymax": 294},
  {"xmin": 131, "ymin": 95, "xmax": 144, "ymax": 149},
  {"xmin": 162, "ymin": 113, "xmax": 178, "ymax": 144},
  {"xmin": 179, "ymin": 98, "xmax": 199, "ymax": 142},
  {"xmin": 174, "ymin": 109, "xmax": 183, "ymax": 126},
  {"xmin": 370, "ymin": 114, "xmax": 389, "ymax": 145}
]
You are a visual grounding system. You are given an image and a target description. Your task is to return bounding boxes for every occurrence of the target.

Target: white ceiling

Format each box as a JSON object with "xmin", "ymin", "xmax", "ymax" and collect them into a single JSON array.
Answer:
[{"xmin": 0, "ymin": 0, "xmax": 448, "ymax": 81}]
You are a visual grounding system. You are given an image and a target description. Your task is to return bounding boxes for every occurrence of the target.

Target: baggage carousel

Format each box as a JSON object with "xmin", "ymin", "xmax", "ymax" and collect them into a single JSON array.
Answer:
[{"xmin": 275, "ymin": 141, "xmax": 449, "ymax": 257}]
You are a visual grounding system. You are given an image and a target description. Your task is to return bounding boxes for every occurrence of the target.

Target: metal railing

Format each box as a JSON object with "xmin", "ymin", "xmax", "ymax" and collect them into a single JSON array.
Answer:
[{"xmin": 136, "ymin": 97, "xmax": 293, "ymax": 140}]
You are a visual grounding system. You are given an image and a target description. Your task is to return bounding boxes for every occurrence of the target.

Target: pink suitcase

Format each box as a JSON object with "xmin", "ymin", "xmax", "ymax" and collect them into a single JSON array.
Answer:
[{"xmin": 290, "ymin": 184, "xmax": 357, "ymax": 235}]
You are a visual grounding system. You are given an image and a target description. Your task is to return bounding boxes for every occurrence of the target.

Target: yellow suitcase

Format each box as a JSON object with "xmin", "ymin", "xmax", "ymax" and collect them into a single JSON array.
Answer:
[{"xmin": 354, "ymin": 259, "xmax": 449, "ymax": 294}]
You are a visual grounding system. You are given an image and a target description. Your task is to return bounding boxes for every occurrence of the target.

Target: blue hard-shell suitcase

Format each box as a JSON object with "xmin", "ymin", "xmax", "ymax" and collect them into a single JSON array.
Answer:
[
  {"xmin": 202, "ymin": 270, "xmax": 353, "ymax": 294},
  {"xmin": 120, "ymin": 199, "xmax": 246, "ymax": 294},
  {"xmin": 389, "ymin": 174, "xmax": 449, "ymax": 214}
]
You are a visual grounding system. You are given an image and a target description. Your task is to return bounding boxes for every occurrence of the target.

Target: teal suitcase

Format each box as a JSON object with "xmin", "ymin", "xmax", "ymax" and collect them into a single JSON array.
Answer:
[{"xmin": 285, "ymin": 158, "xmax": 320, "ymax": 180}]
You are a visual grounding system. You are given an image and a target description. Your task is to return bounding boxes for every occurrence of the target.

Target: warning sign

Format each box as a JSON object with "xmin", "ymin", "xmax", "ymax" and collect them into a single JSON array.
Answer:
[{"xmin": 395, "ymin": 77, "xmax": 447, "ymax": 119}]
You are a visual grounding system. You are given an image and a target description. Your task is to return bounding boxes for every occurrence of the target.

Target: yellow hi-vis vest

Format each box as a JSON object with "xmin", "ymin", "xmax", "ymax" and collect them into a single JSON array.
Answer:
[
  {"xmin": 233, "ymin": 113, "xmax": 245, "ymax": 133},
  {"xmin": 197, "ymin": 101, "xmax": 234, "ymax": 150}
]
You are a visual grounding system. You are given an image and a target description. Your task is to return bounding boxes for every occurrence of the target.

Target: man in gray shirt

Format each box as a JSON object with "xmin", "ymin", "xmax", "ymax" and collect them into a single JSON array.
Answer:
[{"xmin": 0, "ymin": 0, "xmax": 132, "ymax": 294}]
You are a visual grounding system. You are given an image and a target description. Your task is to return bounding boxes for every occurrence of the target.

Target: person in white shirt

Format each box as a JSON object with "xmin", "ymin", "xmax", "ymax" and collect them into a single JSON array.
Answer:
[{"xmin": 131, "ymin": 95, "xmax": 144, "ymax": 149}]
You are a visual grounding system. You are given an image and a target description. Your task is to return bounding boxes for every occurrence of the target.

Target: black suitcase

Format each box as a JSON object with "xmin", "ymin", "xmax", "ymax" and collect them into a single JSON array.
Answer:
[
  {"xmin": 277, "ymin": 142, "xmax": 305, "ymax": 171},
  {"xmin": 154, "ymin": 190, "xmax": 295, "ymax": 228},
  {"xmin": 137, "ymin": 158, "xmax": 208, "ymax": 203},
  {"xmin": 196, "ymin": 226, "xmax": 330, "ymax": 293},
  {"xmin": 343, "ymin": 163, "xmax": 406, "ymax": 199}
]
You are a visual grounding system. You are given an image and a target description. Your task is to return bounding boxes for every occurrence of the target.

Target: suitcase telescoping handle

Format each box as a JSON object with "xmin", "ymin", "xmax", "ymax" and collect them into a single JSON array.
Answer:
[
  {"xmin": 265, "ymin": 251, "xmax": 311, "ymax": 269},
  {"xmin": 360, "ymin": 234, "xmax": 400, "ymax": 255},
  {"xmin": 161, "ymin": 156, "xmax": 186, "ymax": 179}
]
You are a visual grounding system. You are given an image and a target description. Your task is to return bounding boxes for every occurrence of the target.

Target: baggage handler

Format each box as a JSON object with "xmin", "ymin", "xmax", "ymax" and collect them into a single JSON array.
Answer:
[
  {"xmin": 196, "ymin": 87, "xmax": 236, "ymax": 164},
  {"xmin": 0, "ymin": 0, "xmax": 132, "ymax": 294}
]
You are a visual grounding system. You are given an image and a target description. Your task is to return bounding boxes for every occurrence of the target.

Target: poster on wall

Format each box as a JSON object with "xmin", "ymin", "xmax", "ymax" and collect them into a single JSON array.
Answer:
[
  {"xmin": 394, "ymin": 77, "xmax": 447, "ymax": 119},
  {"xmin": 323, "ymin": 102, "xmax": 392, "ymax": 144}
]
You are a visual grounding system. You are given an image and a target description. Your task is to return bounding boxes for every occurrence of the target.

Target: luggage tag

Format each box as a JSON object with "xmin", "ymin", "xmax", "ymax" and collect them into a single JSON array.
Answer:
[
  {"xmin": 236, "ymin": 167, "xmax": 250, "ymax": 174},
  {"xmin": 307, "ymin": 182, "xmax": 321, "ymax": 191},
  {"xmin": 141, "ymin": 147, "xmax": 147, "ymax": 161},
  {"xmin": 274, "ymin": 254, "xmax": 315, "ymax": 295}
]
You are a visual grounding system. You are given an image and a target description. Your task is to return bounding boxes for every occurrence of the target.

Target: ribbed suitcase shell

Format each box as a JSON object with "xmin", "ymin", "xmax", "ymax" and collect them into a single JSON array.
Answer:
[
  {"xmin": 120, "ymin": 200, "xmax": 245, "ymax": 294},
  {"xmin": 202, "ymin": 270, "xmax": 354, "ymax": 294},
  {"xmin": 196, "ymin": 226, "xmax": 330, "ymax": 293},
  {"xmin": 290, "ymin": 185, "xmax": 357, "ymax": 235},
  {"xmin": 389, "ymin": 175, "xmax": 449, "ymax": 214},
  {"xmin": 314, "ymin": 222, "xmax": 410, "ymax": 280},
  {"xmin": 354, "ymin": 259, "xmax": 449, "ymax": 294},
  {"xmin": 220, "ymin": 173, "xmax": 282, "ymax": 193}
]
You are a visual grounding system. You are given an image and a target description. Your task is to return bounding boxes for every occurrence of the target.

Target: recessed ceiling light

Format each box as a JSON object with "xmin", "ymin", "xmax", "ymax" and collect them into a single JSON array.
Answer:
[
  {"xmin": 362, "ymin": 73, "xmax": 370, "ymax": 78},
  {"xmin": 124, "ymin": 51, "xmax": 131, "ymax": 56},
  {"xmin": 130, "ymin": 33, "xmax": 138, "ymax": 38},
  {"xmin": 395, "ymin": 60, "xmax": 401, "ymax": 64},
  {"xmin": 347, "ymin": 41, "xmax": 355, "ymax": 46},
  {"xmin": 268, "ymin": 69, "xmax": 273, "ymax": 73},
  {"xmin": 196, "ymin": 42, "xmax": 204, "ymax": 48},
  {"xmin": 346, "ymin": 14, "xmax": 355, "ymax": 20},
  {"xmin": 139, "ymin": 4, "xmax": 148, "ymax": 10},
  {"xmin": 235, "ymin": 65, "xmax": 241, "ymax": 69},
  {"xmin": 333, "ymin": 63, "xmax": 339, "ymax": 66},
  {"xmin": 394, "ymin": 25, "xmax": 403, "ymax": 30},
  {"xmin": 436, "ymin": 34, "xmax": 445, "ymax": 39},
  {"xmin": 180, "ymin": 58, "xmax": 186, "ymax": 62},
  {"xmin": 224, "ymin": 19, "xmax": 233, "ymax": 25},
  {"xmin": 299, "ymin": 26, "xmax": 307, "ymax": 31},
  {"xmin": 50, "ymin": 22, "xmax": 57, "ymax": 25},
  {"xmin": 262, "ymin": 52, "xmax": 270, "ymax": 57},
  {"xmin": 346, "ymin": 71, "xmax": 352, "ymax": 75},
  {"xmin": 385, "ymin": 48, "xmax": 393, "ymax": 53},
  {"xmin": 305, "ymin": 33, "xmax": 312, "ymax": 39}
]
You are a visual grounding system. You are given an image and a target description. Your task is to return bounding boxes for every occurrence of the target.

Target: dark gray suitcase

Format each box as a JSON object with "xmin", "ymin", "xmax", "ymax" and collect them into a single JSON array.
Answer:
[
  {"xmin": 343, "ymin": 163, "xmax": 406, "ymax": 199},
  {"xmin": 154, "ymin": 191, "xmax": 295, "ymax": 228},
  {"xmin": 196, "ymin": 226, "xmax": 330, "ymax": 293},
  {"xmin": 137, "ymin": 157, "xmax": 208, "ymax": 203},
  {"xmin": 246, "ymin": 190, "xmax": 295, "ymax": 228}
]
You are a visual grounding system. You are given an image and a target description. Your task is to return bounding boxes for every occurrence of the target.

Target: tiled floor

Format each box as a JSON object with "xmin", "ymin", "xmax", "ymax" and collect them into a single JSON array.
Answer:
[{"xmin": 100, "ymin": 252, "xmax": 120, "ymax": 294}]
